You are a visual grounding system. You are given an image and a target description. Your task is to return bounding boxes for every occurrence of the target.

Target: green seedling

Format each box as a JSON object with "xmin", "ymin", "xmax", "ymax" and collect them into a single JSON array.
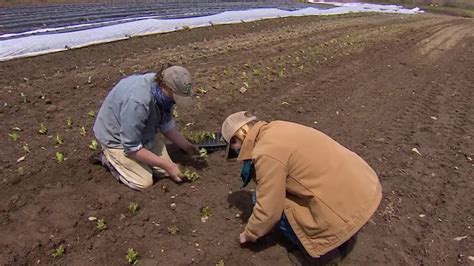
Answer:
[
  {"xmin": 52, "ymin": 245, "xmax": 65, "ymax": 258},
  {"xmin": 79, "ymin": 126, "xmax": 86, "ymax": 136},
  {"xmin": 215, "ymin": 260, "xmax": 225, "ymax": 266},
  {"xmin": 126, "ymin": 248, "xmax": 139, "ymax": 264},
  {"xmin": 252, "ymin": 68, "xmax": 261, "ymax": 76},
  {"xmin": 201, "ymin": 206, "xmax": 212, "ymax": 218},
  {"xmin": 22, "ymin": 144, "xmax": 30, "ymax": 153},
  {"xmin": 55, "ymin": 152, "xmax": 64, "ymax": 163},
  {"xmin": 87, "ymin": 111, "xmax": 96, "ymax": 117},
  {"xmin": 279, "ymin": 69, "xmax": 285, "ymax": 78},
  {"xmin": 167, "ymin": 225, "xmax": 179, "ymax": 235},
  {"xmin": 197, "ymin": 87, "xmax": 208, "ymax": 94},
  {"xmin": 183, "ymin": 130, "xmax": 216, "ymax": 144},
  {"xmin": 18, "ymin": 166, "xmax": 25, "ymax": 176},
  {"xmin": 38, "ymin": 123, "xmax": 48, "ymax": 134},
  {"xmin": 128, "ymin": 202, "xmax": 139, "ymax": 214},
  {"xmin": 200, "ymin": 206, "xmax": 212, "ymax": 222},
  {"xmin": 66, "ymin": 117, "xmax": 73, "ymax": 128},
  {"xmin": 20, "ymin": 92, "xmax": 27, "ymax": 103},
  {"xmin": 172, "ymin": 108, "xmax": 179, "ymax": 118},
  {"xmin": 96, "ymin": 218, "xmax": 107, "ymax": 231},
  {"xmin": 160, "ymin": 184, "xmax": 169, "ymax": 193},
  {"xmin": 55, "ymin": 133, "xmax": 64, "ymax": 145},
  {"xmin": 89, "ymin": 139, "xmax": 99, "ymax": 151},
  {"xmin": 8, "ymin": 132, "xmax": 18, "ymax": 142},
  {"xmin": 183, "ymin": 169, "xmax": 199, "ymax": 182},
  {"xmin": 199, "ymin": 148, "xmax": 208, "ymax": 160}
]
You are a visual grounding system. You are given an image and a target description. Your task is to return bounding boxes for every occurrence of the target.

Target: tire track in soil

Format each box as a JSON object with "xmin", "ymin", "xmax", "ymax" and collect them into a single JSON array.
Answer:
[{"xmin": 353, "ymin": 20, "xmax": 474, "ymax": 265}]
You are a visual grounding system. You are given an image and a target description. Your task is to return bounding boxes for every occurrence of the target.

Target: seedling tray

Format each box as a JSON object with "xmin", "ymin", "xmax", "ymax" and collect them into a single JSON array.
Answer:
[{"xmin": 196, "ymin": 132, "xmax": 227, "ymax": 152}]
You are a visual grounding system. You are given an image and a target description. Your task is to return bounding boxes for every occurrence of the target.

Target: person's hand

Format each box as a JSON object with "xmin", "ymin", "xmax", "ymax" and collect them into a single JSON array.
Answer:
[
  {"xmin": 164, "ymin": 162, "xmax": 183, "ymax": 182},
  {"xmin": 185, "ymin": 143, "xmax": 200, "ymax": 156},
  {"xmin": 239, "ymin": 232, "xmax": 251, "ymax": 244}
]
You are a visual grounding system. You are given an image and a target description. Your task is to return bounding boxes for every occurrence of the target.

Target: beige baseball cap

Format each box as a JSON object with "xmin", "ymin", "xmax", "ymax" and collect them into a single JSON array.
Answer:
[
  {"xmin": 221, "ymin": 111, "xmax": 258, "ymax": 159},
  {"xmin": 162, "ymin": 66, "xmax": 194, "ymax": 107}
]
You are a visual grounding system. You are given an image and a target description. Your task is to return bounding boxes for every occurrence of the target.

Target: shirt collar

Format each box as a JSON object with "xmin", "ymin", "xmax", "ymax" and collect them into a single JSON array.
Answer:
[{"xmin": 237, "ymin": 121, "xmax": 267, "ymax": 161}]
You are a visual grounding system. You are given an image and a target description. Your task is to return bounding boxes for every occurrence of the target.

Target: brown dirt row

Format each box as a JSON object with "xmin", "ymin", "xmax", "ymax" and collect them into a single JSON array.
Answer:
[{"xmin": 0, "ymin": 13, "xmax": 473, "ymax": 265}]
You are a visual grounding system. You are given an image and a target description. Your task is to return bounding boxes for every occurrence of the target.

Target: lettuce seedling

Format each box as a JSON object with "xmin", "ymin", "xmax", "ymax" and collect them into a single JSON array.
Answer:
[
  {"xmin": 55, "ymin": 152, "xmax": 64, "ymax": 163},
  {"xmin": 22, "ymin": 144, "xmax": 30, "ymax": 153},
  {"xmin": 199, "ymin": 148, "xmax": 208, "ymax": 160},
  {"xmin": 128, "ymin": 202, "xmax": 139, "ymax": 214},
  {"xmin": 200, "ymin": 206, "xmax": 212, "ymax": 223},
  {"xmin": 55, "ymin": 133, "xmax": 64, "ymax": 145},
  {"xmin": 160, "ymin": 184, "xmax": 169, "ymax": 193},
  {"xmin": 87, "ymin": 111, "xmax": 96, "ymax": 117},
  {"xmin": 201, "ymin": 207, "xmax": 211, "ymax": 218},
  {"xmin": 38, "ymin": 123, "xmax": 48, "ymax": 134},
  {"xmin": 8, "ymin": 132, "xmax": 18, "ymax": 142},
  {"xmin": 66, "ymin": 117, "xmax": 73, "ymax": 128},
  {"xmin": 183, "ymin": 170, "xmax": 199, "ymax": 182},
  {"xmin": 215, "ymin": 260, "xmax": 225, "ymax": 266},
  {"xmin": 279, "ymin": 69, "xmax": 285, "ymax": 78},
  {"xmin": 89, "ymin": 139, "xmax": 99, "ymax": 151},
  {"xmin": 197, "ymin": 87, "xmax": 208, "ymax": 94},
  {"xmin": 126, "ymin": 248, "xmax": 139, "ymax": 264},
  {"xmin": 167, "ymin": 225, "xmax": 179, "ymax": 235},
  {"xmin": 79, "ymin": 126, "xmax": 86, "ymax": 136},
  {"xmin": 52, "ymin": 245, "xmax": 65, "ymax": 258},
  {"xmin": 18, "ymin": 166, "xmax": 25, "ymax": 176},
  {"xmin": 96, "ymin": 218, "xmax": 107, "ymax": 231},
  {"xmin": 183, "ymin": 130, "xmax": 216, "ymax": 144}
]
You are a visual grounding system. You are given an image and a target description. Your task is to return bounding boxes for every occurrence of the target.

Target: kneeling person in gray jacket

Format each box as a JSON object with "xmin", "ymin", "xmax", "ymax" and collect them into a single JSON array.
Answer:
[{"xmin": 93, "ymin": 65, "xmax": 198, "ymax": 190}]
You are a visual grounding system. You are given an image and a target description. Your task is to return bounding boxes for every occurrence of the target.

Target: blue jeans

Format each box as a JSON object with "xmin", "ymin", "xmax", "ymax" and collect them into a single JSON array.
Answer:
[{"xmin": 252, "ymin": 192, "xmax": 303, "ymax": 249}]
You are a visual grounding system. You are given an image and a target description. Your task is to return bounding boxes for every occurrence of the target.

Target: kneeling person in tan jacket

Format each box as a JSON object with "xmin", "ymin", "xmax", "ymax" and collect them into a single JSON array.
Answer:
[{"xmin": 221, "ymin": 111, "xmax": 382, "ymax": 258}]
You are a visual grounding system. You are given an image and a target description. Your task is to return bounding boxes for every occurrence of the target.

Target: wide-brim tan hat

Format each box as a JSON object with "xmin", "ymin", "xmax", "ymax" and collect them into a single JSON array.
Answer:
[
  {"xmin": 162, "ymin": 65, "xmax": 194, "ymax": 108},
  {"xmin": 221, "ymin": 111, "xmax": 257, "ymax": 159}
]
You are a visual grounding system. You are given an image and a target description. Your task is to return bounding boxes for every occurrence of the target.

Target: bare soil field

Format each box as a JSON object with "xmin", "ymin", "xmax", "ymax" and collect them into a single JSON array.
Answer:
[{"xmin": 0, "ymin": 13, "xmax": 473, "ymax": 265}]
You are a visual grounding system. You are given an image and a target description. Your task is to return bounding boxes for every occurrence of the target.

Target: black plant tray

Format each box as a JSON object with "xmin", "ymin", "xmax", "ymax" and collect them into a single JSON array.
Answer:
[{"xmin": 196, "ymin": 132, "xmax": 227, "ymax": 152}]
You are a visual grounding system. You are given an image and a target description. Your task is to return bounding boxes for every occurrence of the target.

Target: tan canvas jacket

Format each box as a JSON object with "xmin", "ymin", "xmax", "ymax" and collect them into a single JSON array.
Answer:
[{"xmin": 238, "ymin": 121, "xmax": 382, "ymax": 258}]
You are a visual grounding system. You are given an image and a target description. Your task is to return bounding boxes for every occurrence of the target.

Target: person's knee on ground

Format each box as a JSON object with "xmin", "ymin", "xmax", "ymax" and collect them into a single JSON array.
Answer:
[
  {"xmin": 100, "ymin": 146, "xmax": 157, "ymax": 191},
  {"xmin": 126, "ymin": 175, "xmax": 154, "ymax": 191}
]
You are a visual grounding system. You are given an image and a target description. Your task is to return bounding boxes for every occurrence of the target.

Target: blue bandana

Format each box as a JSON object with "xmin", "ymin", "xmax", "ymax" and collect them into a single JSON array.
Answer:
[
  {"xmin": 152, "ymin": 83, "xmax": 175, "ymax": 124},
  {"xmin": 240, "ymin": 159, "xmax": 254, "ymax": 188}
]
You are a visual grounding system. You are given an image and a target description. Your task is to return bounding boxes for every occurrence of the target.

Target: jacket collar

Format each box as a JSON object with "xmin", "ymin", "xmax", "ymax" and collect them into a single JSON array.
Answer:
[{"xmin": 237, "ymin": 121, "xmax": 267, "ymax": 161}]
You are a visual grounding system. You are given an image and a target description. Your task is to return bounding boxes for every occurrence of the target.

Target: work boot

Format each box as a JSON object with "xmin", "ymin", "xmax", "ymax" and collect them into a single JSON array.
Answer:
[
  {"xmin": 88, "ymin": 150, "xmax": 104, "ymax": 165},
  {"xmin": 88, "ymin": 151, "xmax": 123, "ymax": 183}
]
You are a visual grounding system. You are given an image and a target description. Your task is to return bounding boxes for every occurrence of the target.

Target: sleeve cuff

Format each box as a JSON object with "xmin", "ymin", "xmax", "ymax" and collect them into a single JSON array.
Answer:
[
  {"xmin": 244, "ymin": 226, "xmax": 259, "ymax": 242},
  {"xmin": 123, "ymin": 144, "xmax": 143, "ymax": 154}
]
